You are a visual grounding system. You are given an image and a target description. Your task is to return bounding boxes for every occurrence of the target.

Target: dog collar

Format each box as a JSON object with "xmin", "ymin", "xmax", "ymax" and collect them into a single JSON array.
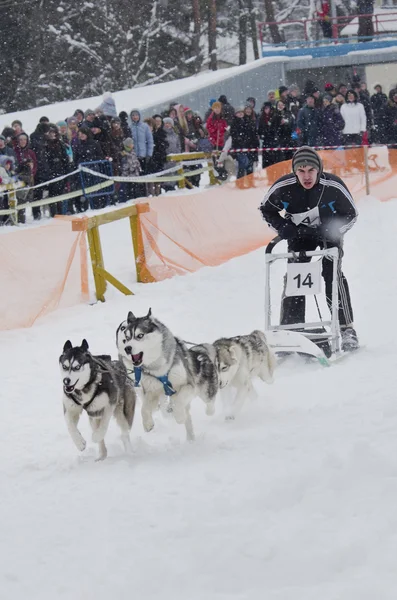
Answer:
[{"xmin": 133, "ymin": 366, "xmax": 176, "ymax": 396}]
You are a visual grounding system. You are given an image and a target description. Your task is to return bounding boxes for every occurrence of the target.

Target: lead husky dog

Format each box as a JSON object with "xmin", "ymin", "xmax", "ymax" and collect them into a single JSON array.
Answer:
[
  {"xmin": 116, "ymin": 309, "xmax": 218, "ymax": 441},
  {"xmin": 60, "ymin": 339, "xmax": 136, "ymax": 461},
  {"xmin": 214, "ymin": 330, "xmax": 276, "ymax": 420}
]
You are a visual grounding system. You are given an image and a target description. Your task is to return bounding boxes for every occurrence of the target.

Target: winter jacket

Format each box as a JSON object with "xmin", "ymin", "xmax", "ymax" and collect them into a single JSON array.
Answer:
[
  {"xmin": 340, "ymin": 102, "xmax": 367, "ymax": 134},
  {"xmin": 129, "ymin": 111, "xmax": 154, "ymax": 158},
  {"xmin": 43, "ymin": 138, "xmax": 70, "ymax": 180},
  {"xmin": 230, "ymin": 116, "xmax": 259, "ymax": 162},
  {"xmin": 371, "ymin": 91, "xmax": 388, "ymax": 114},
  {"xmin": 218, "ymin": 97, "xmax": 235, "ymax": 125},
  {"xmin": 0, "ymin": 145, "xmax": 16, "ymax": 160},
  {"xmin": 272, "ymin": 108, "xmax": 294, "ymax": 147},
  {"xmin": 318, "ymin": 104, "xmax": 345, "ymax": 146},
  {"xmin": 260, "ymin": 171, "xmax": 357, "ymax": 243},
  {"xmin": 30, "ymin": 124, "xmax": 50, "ymax": 183},
  {"xmin": 13, "ymin": 136, "xmax": 38, "ymax": 176},
  {"xmin": 164, "ymin": 127, "xmax": 181, "ymax": 156},
  {"xmin": 0, "ymin": 155, "xmax": 16, "ymax": 184},
  {"xmin": 121, "ymin": 150, "xmax": 141, "ymax": 177},
  {"xmin": 297, "ymin": 105, "xmax": 321, "ymax": 146},
  {"xmin": 151, "ymin": 127, "xmax": 168, "ymax": 172},
  {"xmin": 206, "ymin": 113, "xmax": 228, "ymax": 149},
  {"xmin": 384, "ymin": 100, "xmax": 397, "ymax": 143},
  {"xmin": 74, "ymin": 138, "xmax": 104, "ymax": 165}
]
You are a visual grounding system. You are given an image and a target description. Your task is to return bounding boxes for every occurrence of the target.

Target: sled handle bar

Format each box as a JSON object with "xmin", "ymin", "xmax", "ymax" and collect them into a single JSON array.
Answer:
[{"xmin": 266, "ymin": 236, "xmax": 282, "ymax": 253}]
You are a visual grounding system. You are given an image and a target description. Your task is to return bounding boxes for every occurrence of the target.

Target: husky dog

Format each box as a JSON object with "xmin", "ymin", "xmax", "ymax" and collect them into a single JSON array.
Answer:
[
  {"xmin": 116, "ymin": 309, "xmax": 218, "ymax": 441},
  {"xmin": 214, "ymin": 330, "xmax": 276, "ymax": 420},
  {"xmin": 60, "ymin": 339, "xmax": 136, "ymax": 461}
]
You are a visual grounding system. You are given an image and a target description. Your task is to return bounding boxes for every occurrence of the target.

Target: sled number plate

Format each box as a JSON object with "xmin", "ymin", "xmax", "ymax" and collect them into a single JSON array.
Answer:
[{"xmin": 285, "ymin": 261, "xmax": 322, "ymax": 297}]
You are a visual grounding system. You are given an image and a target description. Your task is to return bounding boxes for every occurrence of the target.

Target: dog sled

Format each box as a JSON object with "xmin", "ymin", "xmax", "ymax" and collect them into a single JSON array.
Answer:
[{"xmin": 265, "ymin": 236, "xmax": 342, "ymax": 367}]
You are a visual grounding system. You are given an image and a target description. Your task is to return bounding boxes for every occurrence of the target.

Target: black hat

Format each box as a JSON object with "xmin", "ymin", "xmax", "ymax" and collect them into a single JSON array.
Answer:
[
  {"xmin": 279, "ymin": 86, "xmax": 288, "ymax": 95},
  {"xmin": 292, "ymin": 146, "xmax": 323, "ymax": 174}
]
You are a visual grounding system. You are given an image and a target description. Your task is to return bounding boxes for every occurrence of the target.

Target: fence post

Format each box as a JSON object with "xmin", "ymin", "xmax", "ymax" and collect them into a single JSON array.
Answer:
[
  {"xmin": 207, "ymin": 155, "xmax": 220, "ymax": 185},
  {"xmin": 87, "ymin": 223, "xmax": 106, "ymax": 301},
  {"xmin": 8, "ymin": 184, "xmax": 18, "ymax": 225},
  {"xmin": 178, "ymin": 162, "xmax": 186, "ymax": 189},
  {"xmin": 363, "ymin": 145, "xmax": 370, "ymax": 196}
]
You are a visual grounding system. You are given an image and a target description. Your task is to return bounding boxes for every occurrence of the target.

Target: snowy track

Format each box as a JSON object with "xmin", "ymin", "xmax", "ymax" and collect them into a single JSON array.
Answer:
[{"xmin": 1, "ymin": 198, "xmax": 397, "ymax": 599}]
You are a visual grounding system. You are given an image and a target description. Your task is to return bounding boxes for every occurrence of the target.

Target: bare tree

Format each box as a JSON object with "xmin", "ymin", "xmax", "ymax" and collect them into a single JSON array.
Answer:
[
  {"xmin": 208, "ymin": 0, "xmax": 218, "ymax": 70},
  {"xmin": 247, "ymin": 0, "xmax": 259, "ymax": 60},
  {"xmin": 192, "ymin": 0, "xmax": 201, "ymax": 73},
  {"xmin": 238, "ymin": 0, "xmax": 248, "ymax": 65},
  {"xmin": 263, "ymin": 0, "xmax": 283, "ymax": 44}
]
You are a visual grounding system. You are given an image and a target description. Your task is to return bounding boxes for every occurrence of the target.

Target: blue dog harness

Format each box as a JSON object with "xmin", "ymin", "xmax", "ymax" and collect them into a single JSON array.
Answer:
[{"xmin": 133, "ymin": 366, "xmax": 176, "ymax": 396}]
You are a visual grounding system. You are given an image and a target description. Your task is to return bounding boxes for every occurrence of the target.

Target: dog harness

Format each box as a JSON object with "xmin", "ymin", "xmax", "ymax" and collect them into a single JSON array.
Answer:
[
  {"xmin": 66, "ymin": 381, "xmax": 104, "ymax": 411},
  {"xmin": 133, "ymin": 366, "xmax": 176, "ymax": 396}
]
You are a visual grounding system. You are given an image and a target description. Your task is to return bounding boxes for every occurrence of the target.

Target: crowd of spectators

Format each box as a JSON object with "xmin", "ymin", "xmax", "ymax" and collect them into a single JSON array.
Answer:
[{"xmin": 0, "ymin": 78, "xmax": 396, "ymax": 224}]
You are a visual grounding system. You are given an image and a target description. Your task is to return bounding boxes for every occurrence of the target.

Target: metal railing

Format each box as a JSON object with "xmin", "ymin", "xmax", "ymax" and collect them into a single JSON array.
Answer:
[{"xmin": 258, "ymin": 11, "xmax": 397, "ymax": 46}]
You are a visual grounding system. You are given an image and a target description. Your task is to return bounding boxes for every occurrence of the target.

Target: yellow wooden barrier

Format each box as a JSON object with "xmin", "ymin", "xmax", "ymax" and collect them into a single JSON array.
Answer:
[
  {"xmin": 167, "ymin": 152, "xmax": 220, "ymax": 188},
  {"xmin": 72, "ymin": 203, "xmax": 150, "ymax": 302}
]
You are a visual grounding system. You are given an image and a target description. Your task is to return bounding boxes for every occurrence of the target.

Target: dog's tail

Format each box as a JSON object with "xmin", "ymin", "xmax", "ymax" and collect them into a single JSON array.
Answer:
[{"xmin": 265, "ymin": 346, "xmax": 276, "ymax": 384}]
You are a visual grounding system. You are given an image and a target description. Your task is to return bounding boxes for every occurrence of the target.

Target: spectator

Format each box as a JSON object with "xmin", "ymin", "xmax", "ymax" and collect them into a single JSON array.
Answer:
[
  {"xmin": 324, "ymin": 82, "xmax": 337, "ymax": 97},
  {"xmin": 30, "ymin": 121, "xmax": 51, "ymax": 220},
  {"xmin": 318, "ymin": 94, "xmax": 345, "ymax": 147},
  {"xmin": 73, "ymin": 109, "xmax": 84, "ymax": 125},
  {"xmin": 278, "ymin": 86, "xmax": 289, "ymax": 104},
  {"xmin": 267, "ymin": 90, "xmax": 276, "ymax": 105},
  {"xmin": 0, "ymin": 155, "xmax": 16, "ymax": 225},
  {"xmin": 272, "ymin": 100, "xmax": 294, "ymax": 162},
  {"xmin": 338, "ymin": 83, "xmax": 348, "ymax": 97},
  {"xmin": 0, "ymin": 135, "xmax": 16, "ymax": 159},
  {"xmin": 13, "ymin": 134, "xmax": 38, "ymax": 176},
  {"xmin": 39, "ymin": 116, "xmax": 50, "ymax": 124},
  {"xmin": 384, "ymin": 89, "xmax": 397, "ymax": 146},
  {"xmin": 11, "ymin": 120, "xmax": 24, "ymax": 138},
  {"xmin": 244, "ymin": 103, "xmax": 257, "ymax": 126},
  {"xmin": 218, "ymin": 94, "xmax": 235, "ymax": 125},
  {"xmin": 129, "ymin": 109, "xmax": 154, "ymax": 173},
  {"xmin": 204, "ymin": 99, "xmax": 217, "ymax": 122},
  {"xmin": 352, "ymin": 82, "xmax": 373, "ymax": 133},
  {"xmin": 109, "ymin": 117, "xmax": 125, "ymax": 175},
  {"xmin": 119, "ymin": 138, "xmax": 141, "ymax": 202},
  {"xmin": 15, "ymin": 158, "xmax": 35, "ymax": 224},
  {"xmin": 357, "ymin": 0, "xmax": 374, "ymax": 41},
  {"xmin": 287, "ymin": 84, "xmax": 303, "ymax": 119},
  {"xmin": 73, "ymin": 127, "xmax": 104, "ymax": 211},
  {"xmin": 43, "ymin": 125, "xmax": 71, "ymax": 217},
  {"xmin": 230, "ymin": 107, "xmax": 259, "ymax": 180},
  {"xmin": 297, "ymin": 95, "xmax": 320, "ymax": 146},
  {"xmin": 56, "ymin": 121, "xmax": 73, "ymax": 164},
  {"xmin": 340, "ymin": 89, "xmax": 367, "ymax": 145},
  {"xmin": 66, "ymin": 116, "xmax": 80, "ymax": 152},
  {"xmin": 206, "ymin": 101, "xmax": 228, "ymax": 151},
  {"xmin": 118, "ymin": 111, "xmax": 132, "ymax": 139},
  {"xmin": 371, "ymin": 84, "xmax": 388, "ymax": 143},
  {"xmin": 162, "ymin": 117, "xmax": 181, "ymax": 191},
  {"xmin": 98, "ymin": 92, "xmax": 117, "ymax": 120},
  {"xmin": 333, "ymin": 93, "xmax": 346, "ymax": 109},
  {"xmin": 317, "ymin": 1, "xmax": 332, "ymax": 38},
  {"xmin": 258, "ymin": 102, "xmax": 277, "ymax": 169}
]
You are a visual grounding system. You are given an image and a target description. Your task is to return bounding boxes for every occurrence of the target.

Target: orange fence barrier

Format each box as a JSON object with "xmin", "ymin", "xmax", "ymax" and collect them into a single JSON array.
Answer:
[
  {"xmin": 1, "ymin": 147, "xmax": 397, "ymax": 329},
  {"xmin": 0, "ymin": 218, "xmax": 88, "ymax": 330}
]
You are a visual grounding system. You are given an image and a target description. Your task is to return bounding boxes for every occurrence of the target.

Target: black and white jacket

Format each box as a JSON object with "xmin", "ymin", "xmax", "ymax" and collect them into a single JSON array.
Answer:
[{"xmin": 260, "ymin": 171, "xmax": 358, "ymax": 238}]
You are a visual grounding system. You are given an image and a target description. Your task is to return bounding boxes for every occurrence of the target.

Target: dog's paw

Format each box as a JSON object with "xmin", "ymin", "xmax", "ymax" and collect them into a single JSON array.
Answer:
[
  {"xmin": 92, "ymin": 431, "xmax": 104, "ymax": 443},
  {"xmin": 76, "ymin": 437, "xmax": 87, "ymax": 452},
  {"xmin": 143, "ymin": 420, "xmax": 154, "ymax": 433}
]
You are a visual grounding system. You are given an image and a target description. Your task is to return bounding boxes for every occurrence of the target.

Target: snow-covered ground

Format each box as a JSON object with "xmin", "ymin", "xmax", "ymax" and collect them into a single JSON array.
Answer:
[{"xmin": 1, "ymin": 192, "xmax": 397, "ymax": 599}]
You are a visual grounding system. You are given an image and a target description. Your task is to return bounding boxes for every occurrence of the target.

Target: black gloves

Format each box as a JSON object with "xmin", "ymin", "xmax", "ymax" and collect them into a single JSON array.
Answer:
[{"xmin": 278, "ymin": 221, "xmax": 319, "ymax": 241}]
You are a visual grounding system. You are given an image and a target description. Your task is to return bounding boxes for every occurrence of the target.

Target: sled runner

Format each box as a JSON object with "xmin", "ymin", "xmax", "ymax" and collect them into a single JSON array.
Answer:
[{"xmin": 265, "ymin": 236, "xmax": 341, "ymax": 366}]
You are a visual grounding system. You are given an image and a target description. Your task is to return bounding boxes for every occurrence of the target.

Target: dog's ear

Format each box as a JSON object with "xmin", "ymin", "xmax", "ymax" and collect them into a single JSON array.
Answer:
[
  {"xmin": 81, "ymin": 339, "xmax": 89, "ymax": 352},
  {"xmin": 127, "ymin": 311, "xmax": 135, "ymax": 323},
  {"xmin": 63, "ymin": 340, "xmax": 73, "ymax": 353},
  {"xmin": 146, "ymin": 307, "xmax": 152, "ymax": 319}
]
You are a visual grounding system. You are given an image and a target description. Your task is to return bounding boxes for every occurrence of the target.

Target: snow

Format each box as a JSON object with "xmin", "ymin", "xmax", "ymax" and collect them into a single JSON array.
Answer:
[
  {"xmin": 1, "ymin": 190, "xmax": 397, "ymax": 598},
  {"xmin": 0, "ymin": 56, "xmax": 287, "ymax": 136}
]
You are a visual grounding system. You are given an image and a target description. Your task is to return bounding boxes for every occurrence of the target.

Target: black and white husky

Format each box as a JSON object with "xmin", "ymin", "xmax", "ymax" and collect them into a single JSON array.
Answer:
[
  {"xmin": 59, "ymin": 339, "xmax": 136, "ymax": 461},
  {"xmin": 116, "ymin": 309, "xmax": 218, "ymax": 441},
  {"xmin": 213, "ymin": 330, "xmax": 276, "ymax": 420}
]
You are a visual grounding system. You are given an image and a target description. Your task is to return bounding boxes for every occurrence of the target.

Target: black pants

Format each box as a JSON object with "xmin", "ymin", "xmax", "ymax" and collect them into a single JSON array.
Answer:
[
  {"xmin": 280, "ymin": 238, "xmax": 354, "ymax": 327},
  {"xmin": 343, "ymin": 134, "xmax": 362, "ymax": 146}
]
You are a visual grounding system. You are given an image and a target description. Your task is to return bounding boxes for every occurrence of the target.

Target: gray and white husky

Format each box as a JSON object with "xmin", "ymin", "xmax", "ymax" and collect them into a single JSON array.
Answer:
[
  {"xmin": 214, "ymin": 330, "xmax": 276, "ymax": 419},
  {"xmin": 60, "ymin": 339, "xmax": 136, "ymax": 461},
  {"xmin": 116, "ymin": 309, "xmax": 218, "ymax": 441}
]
